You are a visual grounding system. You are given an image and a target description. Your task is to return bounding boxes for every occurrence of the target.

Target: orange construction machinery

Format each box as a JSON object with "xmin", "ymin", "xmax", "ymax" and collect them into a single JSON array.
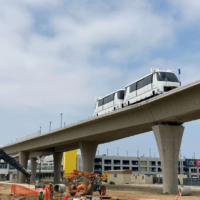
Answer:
[{"xmin": 63, "ymin": 170, "xmax": 106, "ymax": 196}]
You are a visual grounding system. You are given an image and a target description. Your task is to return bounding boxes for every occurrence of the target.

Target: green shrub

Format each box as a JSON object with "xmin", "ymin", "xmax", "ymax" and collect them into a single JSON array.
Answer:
[{"xmin": 109, "ymin": 181, "xmax": 115, "ymax": 185}]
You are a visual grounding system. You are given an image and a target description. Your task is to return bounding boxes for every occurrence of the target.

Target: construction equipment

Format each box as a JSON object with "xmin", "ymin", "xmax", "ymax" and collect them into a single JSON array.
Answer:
[
  {"xmin": 63, "ymin": 170, "xmax": 106, "ymax": 196},
  {"xmin": 0, "ymin": 149, "xmax": 31, "ymax": 184},
  {"xmin": 102, "ymin": 173, "xmax": 107, "ymax": 182}
]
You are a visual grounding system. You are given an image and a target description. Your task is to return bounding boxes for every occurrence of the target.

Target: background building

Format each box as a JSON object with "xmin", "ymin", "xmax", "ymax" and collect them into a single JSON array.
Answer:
[{"xmin": 0, "ymin": 151, "xmax": 200, "ymax": 181}]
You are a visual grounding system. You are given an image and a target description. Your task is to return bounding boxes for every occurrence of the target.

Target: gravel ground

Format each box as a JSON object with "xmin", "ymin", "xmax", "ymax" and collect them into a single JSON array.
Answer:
[{"xmin": 1, "ymin": 182, "xmax": 200, "ymax": 200}]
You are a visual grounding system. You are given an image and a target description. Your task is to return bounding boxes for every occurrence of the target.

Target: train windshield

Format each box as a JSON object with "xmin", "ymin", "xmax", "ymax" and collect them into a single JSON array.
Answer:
[
  {"xmin": 157, "ymin": 72, "xmax": 179, "ymax": 82},
  {"xmin": 117, "ymin": 91, "xmax": 124, "ymax": 99}
]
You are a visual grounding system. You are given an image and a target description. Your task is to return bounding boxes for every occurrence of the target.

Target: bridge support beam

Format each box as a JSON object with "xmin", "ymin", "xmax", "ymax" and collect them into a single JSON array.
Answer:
[
  {"xmin": 79, "ymin": 141, "xmax": 98, "ymax": 172},
  {"xmin": 19, "ymin": 151, "xmax": 29, "ymax": 183},
  {"xmin": 53, "ymin": 152, "xmax": 63, "ymax": 184},
  {"xmin": 31, "ymin": 158, "xmax": 37, "ymax": 182},
  {"xmin": 153, "ymin": 124, "xmax": 184, "ymax": 194}
]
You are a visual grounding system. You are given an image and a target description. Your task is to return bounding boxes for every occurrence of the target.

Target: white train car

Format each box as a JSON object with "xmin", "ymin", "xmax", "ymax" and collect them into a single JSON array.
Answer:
[
  {"xmin": 123, "ymin": 68, "xmax": 180, "ymax": 107},
  {"xmin": 94, "ymin": 90, "xmax": 125, "ymax": 116}
]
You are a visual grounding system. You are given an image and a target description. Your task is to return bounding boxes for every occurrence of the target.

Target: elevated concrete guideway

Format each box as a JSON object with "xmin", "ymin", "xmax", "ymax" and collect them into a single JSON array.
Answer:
[
  {"xmin": 1, "ymin": 79, "xmax": 200, "ymax": 193},
  {"xmin": 2, "ymin": 79, "xmax": 200, "ymax": 155}
]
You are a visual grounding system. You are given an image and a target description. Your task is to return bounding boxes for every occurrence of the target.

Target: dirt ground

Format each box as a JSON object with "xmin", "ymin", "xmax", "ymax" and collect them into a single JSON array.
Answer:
[{"xmin": 1, "ymin": 183, "xmax": 200, "ymax": 200}]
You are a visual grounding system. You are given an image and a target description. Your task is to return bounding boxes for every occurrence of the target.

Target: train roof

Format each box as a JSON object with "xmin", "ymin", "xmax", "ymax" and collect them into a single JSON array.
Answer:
[
  {"xmin": 125, "ymin": 69, "xmax": 176, "ymax": 88},
  {"xmin": 97, "ymin": 89, "xmax": 124, "ymax": 101}
]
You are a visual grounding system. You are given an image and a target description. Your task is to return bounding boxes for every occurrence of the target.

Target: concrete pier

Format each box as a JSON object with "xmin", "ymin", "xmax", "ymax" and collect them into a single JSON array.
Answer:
[
  {"xmin": 79, "ymin": 141, "xmax": 98, "ymax": 172},
  {"xmin": 153, "ymin": 124, "xmax": 184, "ymax": 194},
  {"xmin": 19, "ymin": 151, "xmax": 29, "ymax": 183},
  {"xmin": 30, "ymin": 157, "xmax": 37, "ymax": 182},
  {"xmin": 53, "ymin": 152, "xmax": 63, "ymax": 183}
]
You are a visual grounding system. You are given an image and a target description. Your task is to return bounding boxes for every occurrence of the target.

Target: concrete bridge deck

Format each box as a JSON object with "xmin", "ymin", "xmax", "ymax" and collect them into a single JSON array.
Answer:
[{"xmin": 1, "ymin": 79, "xmax": 200, "ymax": 194}]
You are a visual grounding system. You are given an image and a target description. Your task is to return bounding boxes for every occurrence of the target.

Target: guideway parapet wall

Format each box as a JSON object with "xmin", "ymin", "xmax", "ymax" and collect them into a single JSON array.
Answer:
[{"xmin": 153, "ymin": 124, "xmax": 184, "ymax": 194}]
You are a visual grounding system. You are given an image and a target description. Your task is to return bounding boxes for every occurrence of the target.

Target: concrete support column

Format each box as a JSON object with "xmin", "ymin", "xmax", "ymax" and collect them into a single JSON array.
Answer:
[
  {"xmin": 153, "ymin": 125, "xmax": 184, "ymax": 194},
  {"xmin": 53, "ymin": 152, "xmax": 63, "ymax": 184},
  {"xmin": 79, "ymin": 142, "xmax": 98, "ymax": 172},
  {"xmin": 19, "ymin": 151, "xmax": 29, "ymax": 183},
  {"xmin": 31, "ymin": 158, "xmax": 37, "ymax": 182}
]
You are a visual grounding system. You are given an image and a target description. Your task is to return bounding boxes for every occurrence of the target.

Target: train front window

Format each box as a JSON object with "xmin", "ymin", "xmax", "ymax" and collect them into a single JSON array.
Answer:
[
  {"xmin": 117, "ymin": 91, "xmax": 124, "ymax": 99},
  {"xmin": 157, "ymin": 72, "xmax": 179, "ymax": 82}
]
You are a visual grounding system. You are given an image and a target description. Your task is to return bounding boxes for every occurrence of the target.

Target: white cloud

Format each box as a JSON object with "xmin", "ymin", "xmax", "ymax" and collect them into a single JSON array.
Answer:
[
  {"xmin": 0, "ymin": 0, "xmax": 175, "ymax": 114},
  {"xmin": 170, "ymin": 0, "xmax": 200, "ymax": 23}
]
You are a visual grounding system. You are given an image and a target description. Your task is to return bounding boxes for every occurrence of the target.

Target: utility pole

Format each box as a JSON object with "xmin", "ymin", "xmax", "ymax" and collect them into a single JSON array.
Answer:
[
  {"xmin": 49, "ymin": 122, "xmax": 51, "ymax": 131},
  {"xmin": 60, "ymin": 113, "xmax": 63, "ymax": 128}
]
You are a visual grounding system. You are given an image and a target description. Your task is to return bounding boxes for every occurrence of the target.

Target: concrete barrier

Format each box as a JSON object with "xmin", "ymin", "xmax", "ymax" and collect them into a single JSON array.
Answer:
[
  {"xmin": 54, "ymin": 184, "xmax": 66, "ymax": 193},
  {"xmin": 179, "ymin": 187, "xmax": 191, "ymax": 196}
]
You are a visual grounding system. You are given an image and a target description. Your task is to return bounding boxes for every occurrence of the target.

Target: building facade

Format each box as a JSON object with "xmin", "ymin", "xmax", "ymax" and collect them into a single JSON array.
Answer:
[
  {"xmin": 77, "ymin": 155, "xmax": 200, "ymax": 178},
  {"xmin": 1, "ymin": 152, "xmax": 200, "ymax": 181}
]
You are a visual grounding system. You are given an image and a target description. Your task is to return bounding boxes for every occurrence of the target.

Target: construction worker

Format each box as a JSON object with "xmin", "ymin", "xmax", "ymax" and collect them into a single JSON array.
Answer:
[
  {"xmin": 48, "ymin": 183, "xmax": 54, "ymax": 200},
  {"xmin": 38, "ymin": 189, "xmax": 45, "ymax": 200},
  {"xmin": 95, "ymin": 175, "xmax": 100, "ymax": 190}
]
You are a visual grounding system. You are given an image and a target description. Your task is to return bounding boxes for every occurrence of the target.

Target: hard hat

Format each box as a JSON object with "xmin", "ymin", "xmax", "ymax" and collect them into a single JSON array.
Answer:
[
  {"xmin": 49, "ymin": 183, "xmax": 52, "ymax": 185},
  {"xmin": 40, "ymin": 189, "xmax": 43, "ymax": 193}
]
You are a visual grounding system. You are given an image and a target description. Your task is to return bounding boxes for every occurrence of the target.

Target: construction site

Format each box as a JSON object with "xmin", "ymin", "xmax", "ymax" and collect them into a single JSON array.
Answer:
[
  {"xmin": 1, "ymin": 182, "xmax": 200, "ymax": 200},
  {"xmin": 0, "ymin": 150, "xmax": 200, "ymax": 200}
]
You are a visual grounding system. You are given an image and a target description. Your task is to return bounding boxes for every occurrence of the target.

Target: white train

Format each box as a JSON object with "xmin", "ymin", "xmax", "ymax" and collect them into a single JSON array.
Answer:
[{"xmin": 94, "ymin": 68, "xmax": 180, "ymax": 116}]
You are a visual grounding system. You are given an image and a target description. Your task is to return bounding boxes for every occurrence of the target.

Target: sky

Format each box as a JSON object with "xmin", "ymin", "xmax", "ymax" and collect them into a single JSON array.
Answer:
[{"xmin": 0, "ymin": 0, "xmax": 200, "ymax": 158}]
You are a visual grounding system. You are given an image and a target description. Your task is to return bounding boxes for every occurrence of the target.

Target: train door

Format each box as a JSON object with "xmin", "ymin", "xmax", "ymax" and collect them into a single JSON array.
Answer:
[
  {"xmin": 126, "ymin": 86, "xmax": 130, "ymax": 100},
  {"xmin": 114, "ymin": 92, "xmax": 117, "ymax": 107}
]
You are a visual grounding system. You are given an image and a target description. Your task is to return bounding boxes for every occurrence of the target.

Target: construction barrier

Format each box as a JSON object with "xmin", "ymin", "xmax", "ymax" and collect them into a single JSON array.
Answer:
[{"xmin": 11, "ymin": 184, "xmax": 50, "ymax": 200}]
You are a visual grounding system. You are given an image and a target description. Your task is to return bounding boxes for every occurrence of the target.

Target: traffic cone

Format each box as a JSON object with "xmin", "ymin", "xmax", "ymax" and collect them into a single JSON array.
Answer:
[
  {"xmin": 101, "ymin": 189, "xmax": 103, "ymax": 200},
  {"xmin": 64, "ymin": 193, "xmax": 68, "ymax": 199},
  {"xmin": 175, "ymin": 193, "xmax": 180, "ymax": 200}
]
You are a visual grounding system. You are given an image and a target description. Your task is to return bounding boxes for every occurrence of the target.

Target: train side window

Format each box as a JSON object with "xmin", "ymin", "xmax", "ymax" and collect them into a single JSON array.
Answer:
[
  {"xmin": 147, "ymin": 75, "xmax": 153, "ymax": 84},
  {"xmin": 98, "ymin": 99, "xmax": 103, "ymax": 107},
  {"xmin": 130, "ymin": 83, "xmax": 136, "ymax": 93},
  {"xmin": 137, "ymin": 79, "xmax": 145, "ymax": 90},
  {"xmin": 109, "ymin": 93, "xmax": 115, "ymax": 102}
]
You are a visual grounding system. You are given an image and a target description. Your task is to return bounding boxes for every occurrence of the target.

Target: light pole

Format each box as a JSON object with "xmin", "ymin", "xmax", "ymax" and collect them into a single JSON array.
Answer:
[
  {"xmin": 60, "ymin": 113, "xmax": 63, "ymax": 128},
  {"xmin": 137, "ymin": 157, "xmax": 140, "ymax": 174},
  {"xmin": 117, "ymin": 147, "xmax": 119, "ymax": 156},
  {"xmin": 40, "ymin": 126, "xmax": 42, "ymax": 133},
  {"xmin": 39, "ymin": 156, "xmax": 42, "ymax": 181},
  {"xmin": 49, "ymin": 121, "xmax": 51, "ymax": 131}
]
